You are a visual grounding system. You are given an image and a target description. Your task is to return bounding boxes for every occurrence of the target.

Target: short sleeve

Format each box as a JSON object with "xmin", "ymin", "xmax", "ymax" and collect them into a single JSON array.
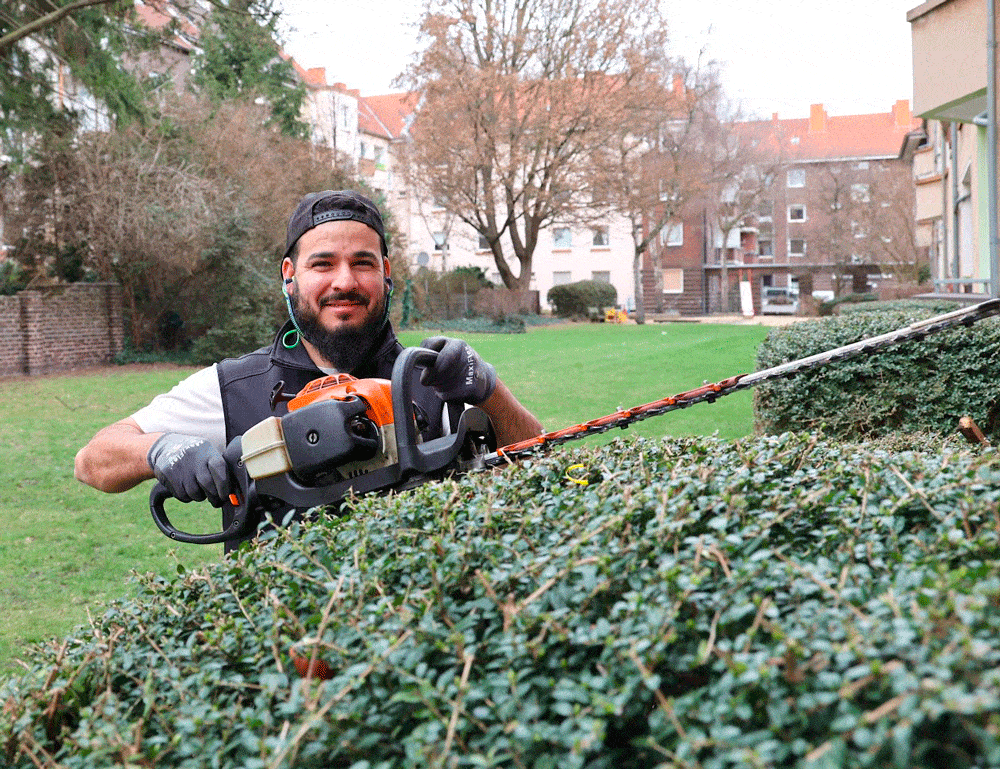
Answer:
[{"xmin": 131, "ymin": 364, "xmax": 227, "ymax": 452}]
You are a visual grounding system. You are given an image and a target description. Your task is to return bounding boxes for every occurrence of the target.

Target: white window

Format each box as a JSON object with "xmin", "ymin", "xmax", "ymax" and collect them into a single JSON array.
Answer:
[
  {"xmin": 787, "ymin": 168, "xmax": 806, "ymax": 187},
  {"xmin": 432, "ymin": 232, "xmax": 446, "ymax": 251},
  {"xmin": 758, "ymin": 239, "xmax": 773, "ymax": 258},
  {"xmin": 850, "ymin": 183, "xmax": 871, "ymax": 203},
  {"xmin": 659, "ymin": 179, "xmax": 680, "ymax": 203},
  {"xmin": 591, "ymin": 271, "xmax": 611, "ymax": 283},
  {"xmin": 478, "ymin": 234, "xmax": 490, "ymax": 251},
  {"xmin": 552, "ymin": 271, "xmax": 572, "ymax": 285},
  {"xmin": 758, "ymin": 199, "xmax": 773, "ymax": 220},
  {"xmin": 788, "ymin": 205, "xmax": 807, "ymax": 222},
  {"xmin": 553, "ymin": 227, "xmax": 572, "ymax": 248},
  {"xmin": 660, "ymin": 222, "xmax": 683, "ymax": 246},
  {"xmin": 788, "ymin": 238, "xmax": 806, "ymax": 256},
  {"xmin": 663, "ymin": 268, "xmax": 684, "ymax": 293},
  {"xmin": 592, "ymin": 227, "xmax": 609, "ymax": 247}
]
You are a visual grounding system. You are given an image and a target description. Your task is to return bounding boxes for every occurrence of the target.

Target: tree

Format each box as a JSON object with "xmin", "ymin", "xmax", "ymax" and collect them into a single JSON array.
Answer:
[
  {"xmin": 701, "ymin": 116, "xmax": 787, "ymax": 314},
  {"xmin": 591, "ymin": 59, "xmax": 732, "ymax": 323},
  {"xmin": 0, "ymin": 0, "xmax": 153, "ymax": 154},
  {"xmin": 0, "ymin": 0, "xmax": 306, "ymax": 156},
  {"xmin": 4, "ymin": 94, "xmax": 367, "ymax": 349},
  {"xmin": 805, "ymin": 161, "xmax": 920, "ymax": 297},
  {"xmin": 847, "ymin": 164, "xmax": 923, "ymax": 285},
  {"xmin": 1, "ymin": 0, "xmax": 337, "ymax": 348},
  {"xmin": 189, "ymin": 0, "xmax": 308, "ymax": 138},
  {"xmin": 0, "ymin": 0, "xmax": 119, "ymax": 52},
  {"xmin": 401, "ymin": 0, "xmax": 670, "ymax": 291}
]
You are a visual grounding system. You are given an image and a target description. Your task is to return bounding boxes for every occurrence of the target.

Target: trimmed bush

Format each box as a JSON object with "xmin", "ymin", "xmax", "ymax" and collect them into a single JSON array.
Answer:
[
  {"xmin": 817, "ymin": 292, "xmax": 876, "ymax": 316},
  {"xmin": 754, "ymin": 308, "xmax": 1000, "ymax": 440},
  {"xmin": 838, "ymin": 299, "xmax": 963, "ymax": 316},
  {"xmin": 3, "ymin": 433, "xmax": 1000, "ymax": 767},
  {"xmin": 414, "ymin": 315, "xmax": 527, "ymax": 334},
  {"xmin": 547, "ymin": 279, "xmax": 617, "ymax": 319}
]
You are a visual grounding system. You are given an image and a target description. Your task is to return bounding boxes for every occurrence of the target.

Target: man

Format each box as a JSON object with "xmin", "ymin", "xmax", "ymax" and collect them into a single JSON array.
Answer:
[{"xmin": 75, "ymin": 190, "xmax": 542, "ymax": 550}]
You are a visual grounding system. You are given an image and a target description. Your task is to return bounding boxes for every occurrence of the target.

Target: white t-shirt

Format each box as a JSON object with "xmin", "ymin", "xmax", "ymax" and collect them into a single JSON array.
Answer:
[
  {"xmin": 131, "ymin": 360, "xmax": 453, "ymax": 454},
  {"xmin": 131, "ymin": 365, "xmax": 228, "ymax": 451},
  {"xmin": 131, "ymin": 361, "xmax": 345, "ymax": 452}
]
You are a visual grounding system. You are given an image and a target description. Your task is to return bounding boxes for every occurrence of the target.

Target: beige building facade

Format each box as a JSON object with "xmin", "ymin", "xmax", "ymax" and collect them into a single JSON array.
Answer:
[{"xmin": 908, "ymin": 0, "xmax": 1000, "ymax": 294}]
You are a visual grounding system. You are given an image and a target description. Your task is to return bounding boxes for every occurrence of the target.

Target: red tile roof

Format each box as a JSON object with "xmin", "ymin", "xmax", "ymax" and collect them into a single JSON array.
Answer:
[
  {"xmin": 738, "ymin": 101, "xmax": 921, "ymax": 162},
  {"xmin": 134, "ymin": 1, "xmax": 199, "ymax": 52},
  {"xmin": 362, "ymin": 92, "xmax": 419, "ymax": 139}
]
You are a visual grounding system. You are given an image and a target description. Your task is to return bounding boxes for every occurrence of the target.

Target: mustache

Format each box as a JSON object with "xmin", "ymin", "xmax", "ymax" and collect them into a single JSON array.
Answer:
[{"xmin": 320, "ymin": 292, "xmax": 368, "ymax": 306}]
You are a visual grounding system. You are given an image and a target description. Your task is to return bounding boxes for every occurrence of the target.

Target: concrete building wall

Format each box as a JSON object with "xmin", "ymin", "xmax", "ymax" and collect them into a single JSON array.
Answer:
[{"xmin": 909, "ymin": 0, "xmax": 989, "ymax": 120}]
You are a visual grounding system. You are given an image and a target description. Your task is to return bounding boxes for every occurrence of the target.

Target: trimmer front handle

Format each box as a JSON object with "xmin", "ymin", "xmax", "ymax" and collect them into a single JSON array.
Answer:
[{"xmin": 149, "ymin": 437, "xmax": 261, "ymax": 545}]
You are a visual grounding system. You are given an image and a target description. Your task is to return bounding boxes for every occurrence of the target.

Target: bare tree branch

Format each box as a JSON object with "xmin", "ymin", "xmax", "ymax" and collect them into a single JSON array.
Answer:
[{"xmin": 0, "ymin": 0, "xmax": 119, "ymax": 53}]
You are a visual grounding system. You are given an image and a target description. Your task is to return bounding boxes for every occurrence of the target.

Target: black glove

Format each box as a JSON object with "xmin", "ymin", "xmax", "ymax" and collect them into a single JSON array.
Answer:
[
  {"xmin": 419, "ymin": 336, "xmax": 497, "ymax": 405},
  {"xmin": 147, "ymin": 433, "xmax": 231, "ymax": 506}
]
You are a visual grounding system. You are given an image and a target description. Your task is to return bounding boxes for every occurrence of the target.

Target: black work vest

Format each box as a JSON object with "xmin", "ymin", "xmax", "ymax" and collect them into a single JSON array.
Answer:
[{"xmin": 215, "ymin": 321, "xmax": 445, "ymax": 552}]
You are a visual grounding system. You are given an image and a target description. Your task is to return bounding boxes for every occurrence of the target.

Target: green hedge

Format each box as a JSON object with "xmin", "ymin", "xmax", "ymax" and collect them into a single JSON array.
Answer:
[
  {"xmin": 838, "ymin": 299, "xmax": 963, "ymax": 316},
  {"xmin": 547, "ymin": 280, "xmax": 617, "ymax": 318},
  {"xmin": 754, "ymin": 309, "xmax": 1000, "ymax": 440},
  {"xmin": 4, "ymin": 433, "xmax": 1000, "ymax": 767}
]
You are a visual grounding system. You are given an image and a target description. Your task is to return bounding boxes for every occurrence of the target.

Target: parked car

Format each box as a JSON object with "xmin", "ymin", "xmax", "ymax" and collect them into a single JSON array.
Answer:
[{"xmin": 761, "ymin": 287, "xmax": 799, "ymax": 315}]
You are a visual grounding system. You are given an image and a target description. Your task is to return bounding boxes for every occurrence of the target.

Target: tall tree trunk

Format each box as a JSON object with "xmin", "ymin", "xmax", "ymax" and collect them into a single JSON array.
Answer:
[{"xmin": 633, "ymin": 246, "xmax": 646, "ymax": 324}]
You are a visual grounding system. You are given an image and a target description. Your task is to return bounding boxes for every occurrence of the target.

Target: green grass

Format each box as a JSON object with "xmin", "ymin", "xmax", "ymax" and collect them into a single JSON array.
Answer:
[
  {"xmin": 401, "ymin": 321, "xmax": 769, "ymax": 441},
  {"xmin": 0, "ymin": 321, "xmax": 769, "ymax": 672}
]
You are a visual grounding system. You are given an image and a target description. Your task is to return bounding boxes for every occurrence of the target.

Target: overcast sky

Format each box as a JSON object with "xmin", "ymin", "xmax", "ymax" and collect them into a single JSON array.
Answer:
[{"xmin": 278, "ymin": 0, "xmax": 917, "ymax": 120}]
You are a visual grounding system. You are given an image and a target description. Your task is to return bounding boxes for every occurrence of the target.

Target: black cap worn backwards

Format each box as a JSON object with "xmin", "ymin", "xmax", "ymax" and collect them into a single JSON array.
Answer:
[{"xmin": 284, "ymin": 190, "xmax": 388, "ymax": 260}]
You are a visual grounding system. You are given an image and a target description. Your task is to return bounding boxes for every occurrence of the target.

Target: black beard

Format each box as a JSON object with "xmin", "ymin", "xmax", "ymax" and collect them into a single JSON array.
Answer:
[{"xmin": 289, "ymin": 290, "xmax": 387, "ymax": 373}]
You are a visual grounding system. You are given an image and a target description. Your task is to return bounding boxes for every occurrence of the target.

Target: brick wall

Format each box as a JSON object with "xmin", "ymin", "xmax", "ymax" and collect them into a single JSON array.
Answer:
[{"xmin": 0, "ymin": 283, "xmax": 123, "ymax": 377}]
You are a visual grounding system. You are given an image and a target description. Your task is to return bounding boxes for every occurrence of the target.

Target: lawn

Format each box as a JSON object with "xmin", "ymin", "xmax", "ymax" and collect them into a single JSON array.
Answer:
[{"xmin": 0, "ymin": 320, "xmax": 770, "ymax": 672}]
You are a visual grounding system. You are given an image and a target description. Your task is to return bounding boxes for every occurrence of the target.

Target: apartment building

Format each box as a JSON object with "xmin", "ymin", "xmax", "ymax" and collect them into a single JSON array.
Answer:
[
  {"xmin": 648, "ymin": 102, "xmax": 921, "ymax": 316},
  {"xmin": 908, "ymin": 0, "xmax": 998, "ymax": 296}
]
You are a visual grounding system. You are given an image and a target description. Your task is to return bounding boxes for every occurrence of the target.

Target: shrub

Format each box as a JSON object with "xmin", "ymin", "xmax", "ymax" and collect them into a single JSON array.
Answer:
[
  {"xmin": 3, "ymin": 433, "xmax": 1000, "ymax": 767},
  {"xmin": 817, "ymin": 292, "xmax": 876, "ymax": 316},
  {"xmin": 838, "ymin": 298, "xmax": 962, "ymax": 316},
  {"xmin": 547, "ymin": 279, "xmax": 617, "ymax": 318},
  {"xmin": 414, "ymin": 316, "xmax": 526, "ymax": 334},
  {"xmin": 188, "ymin": 312, "xmax": 278, "ymax": 364},
  {"xmin": 0, "ymin": 260, "xmax": 29, "ymax": 296},
  {"xmin": 753, "ymin": 308, "xmax": 1000, "ymax": 440},
  {"xmin": 415, "ymin": 266, "xmax": 495, "ymax": 321}
]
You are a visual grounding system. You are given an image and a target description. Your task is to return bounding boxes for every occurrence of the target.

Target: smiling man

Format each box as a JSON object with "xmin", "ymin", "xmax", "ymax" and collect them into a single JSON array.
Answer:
[{"xmin": 74, "ymin": 190, "xmax": 542, "ymax": 551}]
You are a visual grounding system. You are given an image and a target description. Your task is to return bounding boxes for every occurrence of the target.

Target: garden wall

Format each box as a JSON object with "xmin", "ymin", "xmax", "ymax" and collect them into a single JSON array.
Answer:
[{"xmin": 0, "ymin": 283, "xmax": 123, "ymax": 377}]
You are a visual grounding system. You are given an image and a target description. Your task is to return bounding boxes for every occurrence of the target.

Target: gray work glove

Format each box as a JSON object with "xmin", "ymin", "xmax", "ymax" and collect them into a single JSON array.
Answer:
[
  {"xmin": 147, "ymin": 433, "xmax": 231, "ymax": 506},
  {"xmin": 419, "ymin": 336, "xmax": 497, "ymax": 405}
]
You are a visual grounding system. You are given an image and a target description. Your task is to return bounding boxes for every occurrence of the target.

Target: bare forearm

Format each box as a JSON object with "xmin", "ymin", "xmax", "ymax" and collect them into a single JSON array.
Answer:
[
  {"xmin": 479, "ymin": 381, "xmax": 543, "ymax": 447},
  {"xmin": 74, "ymin": 419, "xmax": 160, "ymax": 493}
]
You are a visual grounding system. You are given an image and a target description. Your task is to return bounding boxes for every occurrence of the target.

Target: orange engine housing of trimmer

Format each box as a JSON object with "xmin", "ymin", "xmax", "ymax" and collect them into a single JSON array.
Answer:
[{"xmin": 287, "ymin": 373, "xmax": 395, "ymax": 428}]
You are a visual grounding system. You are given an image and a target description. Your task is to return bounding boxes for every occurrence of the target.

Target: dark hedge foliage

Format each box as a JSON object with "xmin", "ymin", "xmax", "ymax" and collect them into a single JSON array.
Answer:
[
  {"xmin": 838, "ymin": 300, "xmax": 963, "ymax": 316},
  {"xmin": 414, "ymin": 316, "xmax": 527, "ymax": 334},
  {"xmin": 547, "ymin": 280, "xmax": 618, "ymax": 318},
  {"xmin": 4, "ymin": 434, "xmax": 1000, "ymax": 767},
  {"xmin": 754, "ymin": 308, "xmax": 1000, "ymax": 440}
]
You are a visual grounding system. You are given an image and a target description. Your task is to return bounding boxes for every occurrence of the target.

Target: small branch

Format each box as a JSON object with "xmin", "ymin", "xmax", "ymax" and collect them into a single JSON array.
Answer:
[
  {"xmin": 442, "ymin": 651, "xmax": 475, "ymax": 760},
  {"xmin": 773, "ymin": 552, "xmax": 869, "ymax": 621},
  {"xmin": 0, "ymin": 0, "xmax": 118, "ymax": 52}
]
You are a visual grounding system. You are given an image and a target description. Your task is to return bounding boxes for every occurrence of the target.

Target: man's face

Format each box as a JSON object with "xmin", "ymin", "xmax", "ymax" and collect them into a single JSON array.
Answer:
[{"xmin": 282, "ymin": 220, "xmax": 391, "ymax": 370}]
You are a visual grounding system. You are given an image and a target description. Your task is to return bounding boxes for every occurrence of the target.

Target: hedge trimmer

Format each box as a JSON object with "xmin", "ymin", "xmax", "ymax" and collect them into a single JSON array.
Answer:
[{"xmin": 150, "ymin": 298, "xmax": 1000, "ymax": 546}]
